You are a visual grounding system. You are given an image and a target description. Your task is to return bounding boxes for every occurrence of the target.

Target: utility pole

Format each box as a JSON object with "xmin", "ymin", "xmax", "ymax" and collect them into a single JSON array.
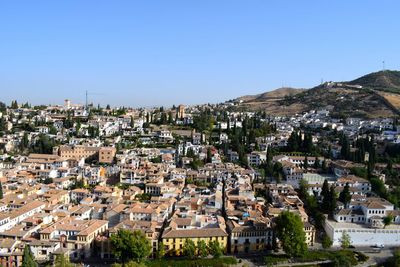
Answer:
[{"xmin": 382, "ymin": 61, "xmax": 385, "ymax": 71}]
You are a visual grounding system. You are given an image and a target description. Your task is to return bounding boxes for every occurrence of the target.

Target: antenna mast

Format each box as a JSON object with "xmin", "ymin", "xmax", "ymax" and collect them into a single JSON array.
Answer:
[{"xmin": 382, "ymin": 61, "xmax": 385, "ymax": 71}]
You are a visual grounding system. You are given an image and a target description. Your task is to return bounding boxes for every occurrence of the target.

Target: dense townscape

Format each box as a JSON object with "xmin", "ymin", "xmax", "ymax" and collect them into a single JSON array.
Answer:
[{"xmin": 0, "ymin": 93, "xmax": 399, "ymax": 267}]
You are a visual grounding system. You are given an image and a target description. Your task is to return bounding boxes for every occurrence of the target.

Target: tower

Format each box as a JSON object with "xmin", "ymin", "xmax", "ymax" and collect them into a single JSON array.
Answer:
[
  {"xmin": 64, "ymin": 99, "xmax": 71, "ymax": 109},
  {"xmin": 177, "ymin": 105, "xmax": 185, "ymax": 119}
]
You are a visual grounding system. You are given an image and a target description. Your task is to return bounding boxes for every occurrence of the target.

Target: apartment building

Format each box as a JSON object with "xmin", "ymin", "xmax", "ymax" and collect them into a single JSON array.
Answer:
[
  {"xmin": 39, "ymin": 218, "xmax": 108, "ymax": 260},
  {"xmin": 54, "ymin": 145, "xmax": 116, "ymax": 164},
  {"xmin": 0, "ymin": 200, "xmax": 46, "ymax": 232},
  {"xmin": 162, "ymin": 213, "xmax": 228, "ymax": 256},
  {"xmin": 227, "ymin": 213, "xmax": 273, "ymax": 254}
]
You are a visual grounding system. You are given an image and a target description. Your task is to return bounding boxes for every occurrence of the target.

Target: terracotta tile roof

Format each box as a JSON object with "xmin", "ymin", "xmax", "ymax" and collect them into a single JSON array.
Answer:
[{"xmin": 162, "ymin": 227, "xmax": 227, "ymax": 238}]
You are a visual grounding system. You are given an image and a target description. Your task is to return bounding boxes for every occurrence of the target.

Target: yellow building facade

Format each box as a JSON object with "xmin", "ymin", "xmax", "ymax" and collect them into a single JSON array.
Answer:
[{"xmin": 162, "ymin": 228, "xmax": 228, "ymax": 256}]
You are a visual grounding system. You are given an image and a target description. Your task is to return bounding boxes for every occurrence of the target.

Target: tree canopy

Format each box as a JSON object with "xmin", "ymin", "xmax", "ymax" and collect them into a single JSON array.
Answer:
[
  {"xmin": 54, "ymin": 254, "xmax": 74, "ymax": 267},
  {"xmin": 197, "ymin": 240, "xmax": 208, "ymax": 258},
  {"xmin": 21, "ymin": 245, "xmax": 37, "ymax": 267},
  {"xmin": 340, "ymin": 231, "xmax": 352, "ymax": 249},
  {"xmin": 339, "ymin": 182, "xmax": 352, "ymax": 208},
  {"xmin": 208, "ymin": 240, "xmax": 223, "ymax": 258},
  {"xmin": 275, "ymin": 211, "xmax": 307, "ymax": 257},
  {"xmin": 110, "ymin": 229, "xmax": 152, "ymax": 263},
  {"xmin": 183, "ymin": 239, "xmax": 196, "ymax": 259}
]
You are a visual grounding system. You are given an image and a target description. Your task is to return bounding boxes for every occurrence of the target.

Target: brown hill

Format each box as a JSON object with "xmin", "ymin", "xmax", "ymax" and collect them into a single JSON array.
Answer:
[
  {"xmin": 233, "ymin": 70, "xmax": 400, "ymax": 118},
  {"xmin": 347, "ymin": 70, "xmax": 400, "ymax": 94},
  {"xmin": 238, "ymin": 87, "xmax": 306, "ymax": 102}
]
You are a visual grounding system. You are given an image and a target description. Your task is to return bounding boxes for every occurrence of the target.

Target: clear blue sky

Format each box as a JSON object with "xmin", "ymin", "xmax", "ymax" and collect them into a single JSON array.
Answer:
[{"xmin": 1, "ymin": 1, "xmax": 399, "ymax": 108}]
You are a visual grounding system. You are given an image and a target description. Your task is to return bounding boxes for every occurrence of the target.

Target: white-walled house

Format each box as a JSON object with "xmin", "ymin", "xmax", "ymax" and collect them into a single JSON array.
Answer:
[{"xmin": 325, "ymin": 197, "xmax": 400, "ymax": 247}]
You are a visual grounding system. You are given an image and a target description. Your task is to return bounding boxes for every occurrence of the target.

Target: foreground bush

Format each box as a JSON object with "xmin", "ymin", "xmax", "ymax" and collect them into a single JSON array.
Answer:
[
  {"xmin": 147, "ymin": 257, "xmax": 237, "ymax": 267},
  {"xmin": 264, "ymin": 250, "xmax": 368, "ymax": 266}
]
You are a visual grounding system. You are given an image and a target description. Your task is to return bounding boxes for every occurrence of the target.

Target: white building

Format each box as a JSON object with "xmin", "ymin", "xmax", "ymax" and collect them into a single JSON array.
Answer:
[
  {"xmin": 247, "ymin": 151, "xmax": 267, "ymax": 166},
  {"xmin": 324, "ymin": 197, "xmax": 400, "ymax": 247}
]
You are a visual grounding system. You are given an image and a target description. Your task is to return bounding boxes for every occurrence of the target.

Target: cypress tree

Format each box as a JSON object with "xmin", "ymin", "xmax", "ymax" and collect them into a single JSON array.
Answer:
[
  {"xmin": 303, "ymin": 155, "xmax": 309, "ymax": 169},
  {"xmin": 339, "ymin": 183, "xmax": 351, "ymax": 207},
  {"xmin": 322, "ymin": 159, "xmax": 327, "ymax": 173},
  {"xmin": 328, "ymin": 185, "xmax": 337, "ymax": 218},
  {"xmin": 22, "ymin": 245, "xmax": 37, "ymax": 267},
  {"xmin": 321, "ymin": 180, "xmax": 330, "ymax": 212},
  {"xmin": 313, "ymin": 157, "xmax": 320, "ymax": 169}
]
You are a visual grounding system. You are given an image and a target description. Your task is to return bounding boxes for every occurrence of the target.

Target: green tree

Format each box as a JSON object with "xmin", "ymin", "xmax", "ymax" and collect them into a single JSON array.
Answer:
[
  {"xmin": 275, "ymin": 211, "xmax": 307, "ymax": 257},
  {"xmin": 168, "ymin": 111, "xmax": 173, "ymax": 124},
  {"xmin": 21, "ymin": 245, "xmax": 37, "ymax": 267},
  {"xmin": 339, "ymin": 183, "xmax": 352, "ymax": 208},
  {"xmin": 64, "ymin": 112, "xmax": 73, "ymax": 129},
  {"xmin": 287, "ymin": 131, "xmax": 300, "ymax": 151},
  {"xmin": 20, "ymin": 132, "xmax": 29, "ymax": 151},
  {"xmin": 54, "ymin": 254, "xmax": 73, "ymax": 267},
  {"xmin": 313, "ymin": 157, "xmax": 320, "ymax": 169},
  {"xmin": 383, "ymin": 214, "xmax": 394, "ymax": 228},
  {"xmin": 130, "ymin": 116, "xmax": 135, "ymax": 128},
  {"xmin": 49, "ymin": 125, "xmax": 58, "ymax": 135},
  {"xmin": 0, "ymin": 182, "xmax": 3, "ymax": 199},
  {"xmin": 340, "ymin": 134, "xmax": 350, "ymax": 160},
  {"xmin": 208, "ymin": 240, "xmax": 223, "ymax": 259},
  {"xmin": 298, "ymin": 179, "xmax": 309, "ymax": 200},
  {"xmin": 322, "ymin": 235, "xmax": 333, "ymax": 249},
  {"xmin": 370, "ymin": 178, "xmax": 388, "ymax": 198},
  {"xmin": 266, "ymin": 147, "xmax": 273, "ymax": 165},
  {"xmin": 303, "ymin": 156, "xmax": 309, "ymax": 169},
  {"xmin": 31, "ymin": 134, "xmax": 56, "ymax": 154},
  {"xmin": 155, "ymin": 243, "xmax": 166, "ymax": 259},
  {"xmin": 112, "ymin": 262, "xmax": 146, "ymax": 267},
  {"xmin": 388, "ymin": 249, "xmax": 400, "ymax": 267},
  {"xmin": 302, "ymin": 133, "xmax": 313, "ymax": 153},
  {"xmin": 322, "ymin": 159, "xmax": 327, "ymax": 173},
  {"xmin": 88, "ymin": 126, "xmax": 100, "ymax": 138},
  {"xmin": 0, "ymin": 101, "xmax": 6, "ymax": 112},
  {"xmin": 11, "ymin": 100, "xmax": 19, "ymax": 109},
  {"xmin": 321, "ymin": 180, "xmax": 330, "ymax": 213},
  {"xmin": 75, "ymin": 121, "xmax": 81, "ymax": 134},
  {"xmin": 328, "ymin": 185, "xmax": 337, "ymax": 218},
  {"xmin": 332, "ymin": 254, "xmax": 353, "ymax": 267},
  {"xmin": 272, "ymin": 162, "xmax": 283, "ymax": 178},
  {"xmin": 160, "ymin": 112, "xmax": 167, "ymax": 124},
  {"xmin": 183, "ymin": 239, "xmax": 196, "ymax": 259},
  {"xmin": 340, "ymin": 231, "xmax": 352, "ymax": 249},
  {"xmin": 0, "ymin": 117, "xmax": 6, "ymax": 132},
  {"xmin": 197, "ymin": 240, "xmax": 208, "ymax": 258},
  {"xmin": 43, "ymin": 178, "xmax": 53, "ymax": 184},
  {"xmin": 110, "ymin": 229, "xmax": 152, "ymax": 263}
]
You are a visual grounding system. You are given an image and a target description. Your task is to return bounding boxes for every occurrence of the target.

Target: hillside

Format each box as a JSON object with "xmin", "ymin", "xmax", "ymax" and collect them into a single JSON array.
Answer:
[
  {"xmin": 347, "ymin": 70, "xmax": 400, "ymax": 94},
  {"xmin": 233, "ymin": 70, "xmax": 400, "ymax": 118},
  {"xmin": 238, "ymin": 87, "xmax": 306, "ymax": 102}
]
